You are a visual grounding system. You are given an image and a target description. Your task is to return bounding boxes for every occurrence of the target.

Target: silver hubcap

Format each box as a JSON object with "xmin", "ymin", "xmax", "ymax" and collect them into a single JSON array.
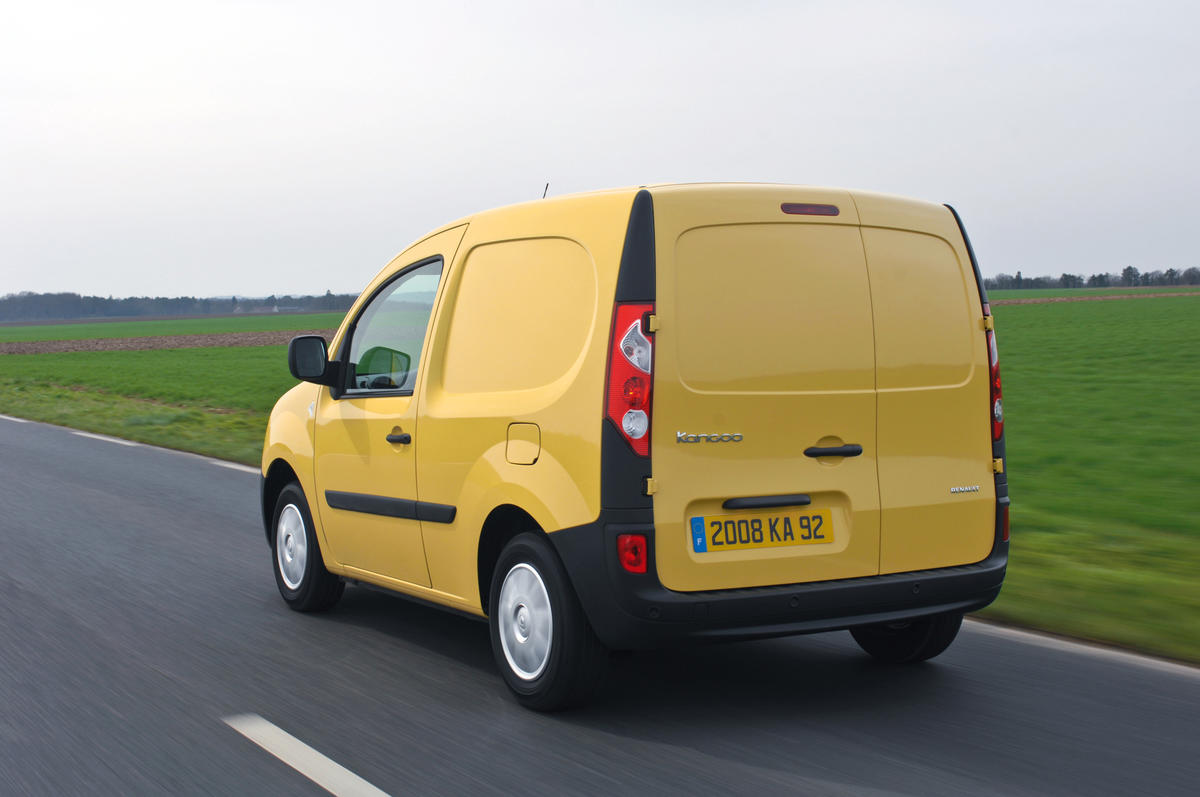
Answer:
[
  {"xmin": 276, "ymin": 504, "xmax": 307, "ymax": 590},
  {"xmin": 497, "ymin": 562, "xmax": 553, "ymax": 680}
]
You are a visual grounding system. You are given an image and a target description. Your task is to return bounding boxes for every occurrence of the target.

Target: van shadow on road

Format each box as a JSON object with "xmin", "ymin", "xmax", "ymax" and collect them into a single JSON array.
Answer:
[{"xmin": 311, "ymin": 583, "xmax": 955, "ymax": 724}]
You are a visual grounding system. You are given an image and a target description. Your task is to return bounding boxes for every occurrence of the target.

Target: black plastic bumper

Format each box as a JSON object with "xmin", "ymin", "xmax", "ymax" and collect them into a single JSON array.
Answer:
[{"xmin": 549, "ymin": 508, "xmax": 1007, "ymax": 650}]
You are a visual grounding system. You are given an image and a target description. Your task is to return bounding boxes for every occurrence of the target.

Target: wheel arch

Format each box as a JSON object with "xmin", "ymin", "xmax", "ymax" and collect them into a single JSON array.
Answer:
[
  {"xmin": 262, "ymin": 458, "xmax": 301, "ymax": 543},
  {"xmin": 477, "ymin": 504, "xmax": 545, "ymax": 615}
]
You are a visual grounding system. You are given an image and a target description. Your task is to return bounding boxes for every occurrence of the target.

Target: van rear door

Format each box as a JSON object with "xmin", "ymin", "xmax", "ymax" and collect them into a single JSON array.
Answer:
[
  {"xmin": 649, "ymin": 186, "xmax": 880, "ymax": 592},
  {"xmin": 853, "ymin": 193, "xmax": 996, "ymax": 573}
]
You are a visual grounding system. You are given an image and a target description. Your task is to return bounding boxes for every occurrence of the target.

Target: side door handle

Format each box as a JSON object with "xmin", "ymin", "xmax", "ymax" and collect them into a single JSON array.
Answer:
[
  {"xmin": 803, "ymin": 444, "xmax": 862, "ymax": 458},
  {"xmin": 386, "ymin": 433, "xmax": 412, "ymax": 445}
]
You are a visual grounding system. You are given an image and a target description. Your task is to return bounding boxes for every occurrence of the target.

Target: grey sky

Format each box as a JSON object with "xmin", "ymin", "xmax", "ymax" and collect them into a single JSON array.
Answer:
[{"xmin": 2, "ymin": 0, "xmax": 1197, "ymax": 298}]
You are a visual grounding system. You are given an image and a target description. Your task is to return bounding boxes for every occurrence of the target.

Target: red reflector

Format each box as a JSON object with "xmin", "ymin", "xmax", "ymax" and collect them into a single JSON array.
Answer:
[
  {"xmin": 617, "ymin": 533, "xmax": 647, "ymax": 574},
  {"xmin": 1001, "ymin": 504, "xmax": 1010, "ymax": 542},
  {"xmin": 781, "ymin": 202, "xmax": 839, "ymax": 216}
]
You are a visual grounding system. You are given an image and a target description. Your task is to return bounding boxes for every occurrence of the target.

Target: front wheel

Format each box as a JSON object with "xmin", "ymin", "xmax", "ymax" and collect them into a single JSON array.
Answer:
[
  {"xmin": 488, "ymin": 533, "xmax": 607, "ymax": 710},
  {"xmin": 272, "ymin": 483, "xmax": 344, "ymax": 612},
  {"xmin": 850, "ymin": 612, "xmax": 963, "ymax": 664}
]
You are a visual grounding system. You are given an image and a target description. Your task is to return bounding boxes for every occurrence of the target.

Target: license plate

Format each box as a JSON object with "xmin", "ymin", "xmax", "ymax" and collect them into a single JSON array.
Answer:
[{"xmin": 690, "ymin": 510, "xmax": 833, "ymax": 553}]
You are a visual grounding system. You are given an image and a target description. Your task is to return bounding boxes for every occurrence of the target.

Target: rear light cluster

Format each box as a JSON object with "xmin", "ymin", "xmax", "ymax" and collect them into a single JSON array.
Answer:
[
  {"xmin": 605, "ymin": 302, "xmax": 654, "ymax": 456},
  {"xmin": 984, "ymin": 303, "xmax": 1003, "ymax": 441}
]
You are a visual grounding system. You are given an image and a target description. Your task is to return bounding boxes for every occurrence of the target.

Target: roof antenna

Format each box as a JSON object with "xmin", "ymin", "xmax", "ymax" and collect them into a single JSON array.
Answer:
[{"xmin": 542, "ymin": 182, "xmax": 549, "ymax": 199}]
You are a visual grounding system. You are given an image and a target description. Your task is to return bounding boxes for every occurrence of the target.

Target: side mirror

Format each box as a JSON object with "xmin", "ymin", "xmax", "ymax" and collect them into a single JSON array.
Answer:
[{"xmin": 288, "ymin": 335, "xmax": 333, "ymax": 384}]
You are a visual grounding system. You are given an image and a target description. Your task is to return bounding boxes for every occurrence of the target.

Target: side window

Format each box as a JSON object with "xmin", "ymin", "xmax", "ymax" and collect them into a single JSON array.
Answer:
[{"xmin": 345, "ymin": 259, "xmax": 443, "ymax": 394}]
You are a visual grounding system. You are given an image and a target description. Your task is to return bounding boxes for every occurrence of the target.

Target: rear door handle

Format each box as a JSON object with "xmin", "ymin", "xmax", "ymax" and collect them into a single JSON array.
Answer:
[
  {"xmin": 804, "ymin": 444, "xmax": 862, "ymax": 458},
  {"xmin": 723, "ymin": 494, "xmax": 811, "ymax": 510},
  {"xmin": 386, "ymin": 433, "xmax": 412, "ymax": 445}
]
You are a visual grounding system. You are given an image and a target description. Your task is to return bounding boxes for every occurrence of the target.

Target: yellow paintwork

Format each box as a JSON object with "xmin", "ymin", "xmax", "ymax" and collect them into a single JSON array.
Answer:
[
  {"xmin": 262, "ymin": 183, "xmax": 995, "ymax": 614},
  {"xmin": 313, "ymin": 225, "xmax": 465, "ymax": 593},
  {"xmin": 415, "ymin": 191, "xmax": 633, "ymax": 607},
  {"xmin": 262, "ymin": 381, "xmax": 322, "ymax": 542},
  {"xmin": 852, "ymin": 191, "xmax": 994, "ymax": 573},
  {"xmin": 651, "ymin": 186, "xmax": 881, "ymax": 591}
]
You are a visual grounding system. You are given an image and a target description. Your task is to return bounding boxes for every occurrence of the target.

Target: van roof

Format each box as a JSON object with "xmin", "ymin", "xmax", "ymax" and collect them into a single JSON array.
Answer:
[{"xmin": 419, "ymin": 183, "xmax": 946, "ymax": 241}]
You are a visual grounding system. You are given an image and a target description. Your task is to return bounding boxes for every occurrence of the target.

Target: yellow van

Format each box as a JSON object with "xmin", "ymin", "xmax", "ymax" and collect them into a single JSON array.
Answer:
[{"xmin": 261, "ymin": 184, "xmax": 1009, "ymax": 710}]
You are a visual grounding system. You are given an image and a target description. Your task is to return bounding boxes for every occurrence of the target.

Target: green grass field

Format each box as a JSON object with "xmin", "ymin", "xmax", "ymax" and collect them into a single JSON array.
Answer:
[
  {"xmin": 978, "ymin": 296, "xmax": 1199, "ymax": 659},
  {"xmin": 989, "ymin": 285, "xmax": 1199, "ymax": 300},
  {"xmin": 0, "ymin": 297, "xmax": 1197, "ymax": 660},
  {"xmin": 0, "ymin": 346, "xmax": 295, "ymax": 463},
  {"xmin": 0, "ymin": 312, "xmax": 346, "ymax": 342}
]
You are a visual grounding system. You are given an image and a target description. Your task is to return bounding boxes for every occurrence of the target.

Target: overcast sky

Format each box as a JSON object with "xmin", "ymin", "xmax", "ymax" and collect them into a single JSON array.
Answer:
[{"xmin": 2, "ymin": 0, "xmax": 1197, "ymax": 298}]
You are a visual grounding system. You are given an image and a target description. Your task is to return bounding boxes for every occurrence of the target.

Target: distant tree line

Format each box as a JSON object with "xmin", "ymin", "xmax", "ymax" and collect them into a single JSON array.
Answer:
[
  {"xmin": 985, "ymin": 267, "xmax": 1200, "ymax": 290},
  {"xmin": 0, "ymin": 291, "xmax": 358, "ymax": 322}
]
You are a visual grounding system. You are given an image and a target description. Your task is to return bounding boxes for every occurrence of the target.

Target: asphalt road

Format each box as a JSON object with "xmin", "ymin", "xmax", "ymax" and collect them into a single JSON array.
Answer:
[{"xmin": 1, "ymin": 416, "xmax": 1197, "ymax": 796}]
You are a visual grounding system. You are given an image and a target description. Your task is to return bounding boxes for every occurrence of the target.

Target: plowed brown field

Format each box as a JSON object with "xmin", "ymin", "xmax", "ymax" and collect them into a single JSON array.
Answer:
[{"xmin": 0, "ymin": 329, "xmax": 338, "ymax": 355}]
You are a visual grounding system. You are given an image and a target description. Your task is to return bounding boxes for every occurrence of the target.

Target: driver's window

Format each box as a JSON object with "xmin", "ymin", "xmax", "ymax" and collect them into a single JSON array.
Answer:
[{"xmin": 345, "ymin": 259, "xmax": 443, "ymax": 394}]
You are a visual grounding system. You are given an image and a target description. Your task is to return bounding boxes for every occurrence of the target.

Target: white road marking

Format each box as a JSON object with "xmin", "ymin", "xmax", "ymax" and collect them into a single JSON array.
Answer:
[
  {"xmin": 223, "ymin": 714, "xmax": 389, "ymax": 797},
  {"xmin": 3, "ymin": 415, "xmax": 260, "ymax": 473},
  {"xmin": 965, "ymin": 619, "xmax": 1199, "ymax": 680},
  {"xmin": 210, "ymin": 460, "xmax": 259, "ymax": 475},
  {"xmin": 71, "ymin": 431, "xmax": 142, "ymax": 447}
]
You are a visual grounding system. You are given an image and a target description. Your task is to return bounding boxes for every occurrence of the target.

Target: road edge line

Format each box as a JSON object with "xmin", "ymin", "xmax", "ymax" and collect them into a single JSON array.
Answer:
[
  {"xmin": 0, "ymin": 413, "xmax": 260, "ymax": 475},
  {"xmin": 3, "ymin": 413, "xmax": 1195, "ymax": 674},
  {"xmin": 965, "ymin": 619, "xmax": 1199, "ymax": 679},
  {"xmin": 210, "ymin": 461, "xmax": 260, "ymax": 474},
  {"xmin": 72, "ymin": 430, "xmax": 142, "ymax": 447}
]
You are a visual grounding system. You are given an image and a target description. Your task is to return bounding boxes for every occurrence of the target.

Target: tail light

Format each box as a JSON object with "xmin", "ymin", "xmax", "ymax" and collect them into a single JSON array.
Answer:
[
  {"xmin": 984, "ymin": 304, "xmax": 1003, "ymax": 441},
  {"xmin": 605, "ymin": 302, "xmax": 654, "ymax": 456}
]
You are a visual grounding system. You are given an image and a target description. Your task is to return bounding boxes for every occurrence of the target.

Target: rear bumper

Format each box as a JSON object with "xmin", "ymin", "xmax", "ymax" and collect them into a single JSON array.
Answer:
[{"xmin": 549, "ymin": 509, "xmax": 1007, "ymax": 650}]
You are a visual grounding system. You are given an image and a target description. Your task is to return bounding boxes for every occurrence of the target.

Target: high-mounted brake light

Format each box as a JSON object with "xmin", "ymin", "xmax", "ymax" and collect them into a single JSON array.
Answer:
[
  {"xmin": 606, "ymin": 303, "xmax": 654, "ymax": 456},
  {"xmin": 781, "ymin": 203, "xmax": 839, "ymax": 216}
]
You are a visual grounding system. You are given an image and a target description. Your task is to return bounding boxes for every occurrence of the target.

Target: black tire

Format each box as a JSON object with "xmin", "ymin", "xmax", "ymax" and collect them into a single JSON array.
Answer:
[
  {"xmin": 850, "ymin": 612, "xmax": 963, "ymax": 664},
  {"xmin": 271, "ymin": 483, "xmax": 344, "ymax": 612},
  {"xmin": 488, "ymin": 533, "xmax": 608, "ymax": 711}
]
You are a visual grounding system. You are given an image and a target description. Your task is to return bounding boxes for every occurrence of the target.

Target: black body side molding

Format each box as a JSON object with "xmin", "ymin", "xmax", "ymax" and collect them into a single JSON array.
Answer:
[{"xmin": 324, "ymin": 490, "xmax": 456, "ymax": 524}]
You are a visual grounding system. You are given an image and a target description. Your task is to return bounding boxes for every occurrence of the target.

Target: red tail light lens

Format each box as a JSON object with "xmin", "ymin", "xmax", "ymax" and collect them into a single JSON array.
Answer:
[
  {"xmin": 617, "ymin": 533, "xmax": 648, "ymax": 573},
  {"xmin": 606, "ymin": 303, "xmax": 654, "ymax": 456},
  {"xmin": 987, "ymin": 328, "xmax": 1003, "ymax": 440},
  {"xmin": 623, "ymin": 376, "xmax": 648, "ymax": 408}
]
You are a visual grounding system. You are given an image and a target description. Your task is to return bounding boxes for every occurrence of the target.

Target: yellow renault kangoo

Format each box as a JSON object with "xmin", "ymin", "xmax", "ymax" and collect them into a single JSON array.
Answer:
[{"xmin": 261, "ymin": 184, "xmax": 1009, "ymax": 710}]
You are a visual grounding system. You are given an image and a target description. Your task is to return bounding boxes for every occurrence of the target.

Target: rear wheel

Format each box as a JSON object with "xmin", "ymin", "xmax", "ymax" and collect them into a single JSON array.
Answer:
[
  {"xmin": 272, "ymin": 483, "xmax": 344, "ymax": 612},
  {"xmin": 850, "ymin": 612, "xmax": 963, "ymax": 664},
  {"xmin": 488, "ymin": 533, "xmax": 607, "ymax": 710}
]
